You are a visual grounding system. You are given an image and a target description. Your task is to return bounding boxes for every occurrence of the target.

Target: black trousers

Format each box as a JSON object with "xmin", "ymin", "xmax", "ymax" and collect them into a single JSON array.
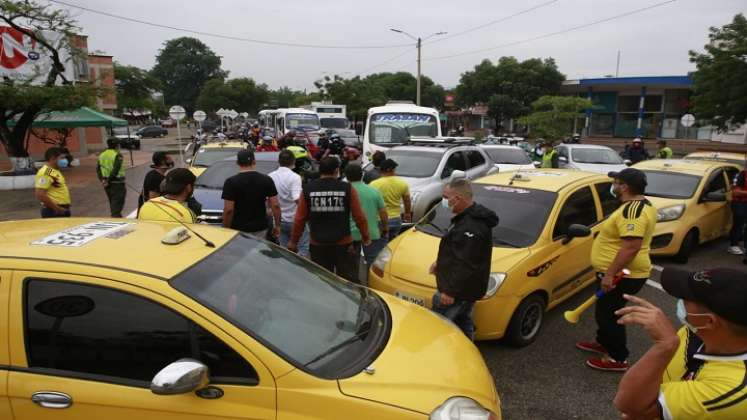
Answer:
[
  {"xmin": 105, "ymin": 183, "xmax": 126, "ymax": 218},
  {"xmin": 594, "ymin": 273, "xmax": 647, "ymax": 362},
  {"xmin": 310, "ymin": 243, "xmax": 358, "ymax": 283}
]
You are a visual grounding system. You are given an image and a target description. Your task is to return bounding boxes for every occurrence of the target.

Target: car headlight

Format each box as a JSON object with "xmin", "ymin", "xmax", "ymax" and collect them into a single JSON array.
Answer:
[
  {"xmin": 657, "ymin": 204, "xmax": 685, "ymax": 222},
  {"xmin": 482, "ymin": 273, "xmax": 506, "ymax": 299},
  {"xmin": 371, "ymin": 246, "xmax": 392, "ymax": 277},
  {"xmin": 430, "ymin": 396, "xmax": 498, "ymax": 420}
]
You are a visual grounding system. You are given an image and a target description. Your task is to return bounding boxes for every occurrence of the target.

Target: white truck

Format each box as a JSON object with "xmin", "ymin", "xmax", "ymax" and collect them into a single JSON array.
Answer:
[
  {"xmin": 362, "ymin": 101, "xmax": 442, "ymax": 165},
  {"xmin": 304, "ymin": 102, "xmax": 349, "ymax": 129}
]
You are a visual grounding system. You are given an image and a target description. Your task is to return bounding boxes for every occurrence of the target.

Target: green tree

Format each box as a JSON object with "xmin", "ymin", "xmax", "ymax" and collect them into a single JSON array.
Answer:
[
  {"xmin": 456, "ymin": 57, "xmax": 565, "ymax": 125},
  {"xmin": 196, "ymin": 77, "xmax": 270, "ymax": 115},
  {"xmin": 689, "ymin": 13, "xmax": 747, "ymax": 131},
  {"xmin": 520, "ymin": 96, "xmax": 593, "ymax": 141},
  {"xmin": 151, "ymin": 37, "xmax": 227, "ymax": 113},
  {"xmin": 0, "ymin": 0, "xmax": 99, "ymax": 168},
  {"xmin": 113, "ymin": 62, "xmax": 162, "ymax": 114}
]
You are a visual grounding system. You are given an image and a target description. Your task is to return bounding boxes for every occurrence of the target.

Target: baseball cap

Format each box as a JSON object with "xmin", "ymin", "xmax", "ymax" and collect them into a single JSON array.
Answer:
[
  {"xmin": 380, "ymin": 158, "xmax": 398, "ymax": 171},
  {"xmin": 237, "ymin": 149, "xmax": 255, "ymax": 165},
  {"xmin": 608, "ymin": 168, "xmax": 647, "ymax": 193},
  {"xmin": 162, "ymin": 168, "xmax": 196, "ymax": 195},
  {"xmin": 661, "ymin": 267, "xmax": 747, "ymax": 326}
]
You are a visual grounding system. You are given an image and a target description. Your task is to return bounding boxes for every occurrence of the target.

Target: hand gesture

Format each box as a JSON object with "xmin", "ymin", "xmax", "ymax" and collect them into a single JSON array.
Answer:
[{"xmin": 616, "ymin": 294, "xmax": 679, "ymax": 347}]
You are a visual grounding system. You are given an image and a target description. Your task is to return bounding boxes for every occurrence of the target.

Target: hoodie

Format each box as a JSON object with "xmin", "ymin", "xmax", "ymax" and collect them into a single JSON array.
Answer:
[{"xmin": 436, "ymin": 203, "xmax": 499, "ymax": 302}]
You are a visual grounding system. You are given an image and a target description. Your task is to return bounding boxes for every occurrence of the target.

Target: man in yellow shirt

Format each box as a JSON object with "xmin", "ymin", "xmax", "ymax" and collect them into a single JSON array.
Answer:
[
  {"xmin": 578, "ymin": 168, "xmax": 657, "ymax": 371},
  {"xmin": 614, "ymin": 267, "xmax": 747, "ymax": 419},
  {"xmin": 138, "ymin": 168, "xmax": 197, "ymax": 223},
  {"xmin": 35, "ymin": 147, "xmax": 72, "ymax": 218},
  {"xmin": 370, "ymin": 158, "xmax": 412, "ymax": 241}
]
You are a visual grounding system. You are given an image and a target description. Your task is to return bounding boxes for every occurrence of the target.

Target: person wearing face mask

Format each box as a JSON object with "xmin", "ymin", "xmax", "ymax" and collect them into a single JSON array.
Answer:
[
  {"xmin": 138, "ymin": 152, "xmax": 174, "ymax": 210},
  {"xmin": 613, "ymin": 267, "xmax": 747, "ymax": 419},
  {"xmin": 138, "ymin": 168, "xmax": 197, "ymax": 223},
  {"xmin": 35, "ymin": 147, "xmax": 72, "ymax": 218},
  {"xmin": 578, "ymin": 168, "xmax": 658, "ymax": 372},
  {"xmin": 428, "ymin": 178, "xmax": 498, "ymax": 339}
]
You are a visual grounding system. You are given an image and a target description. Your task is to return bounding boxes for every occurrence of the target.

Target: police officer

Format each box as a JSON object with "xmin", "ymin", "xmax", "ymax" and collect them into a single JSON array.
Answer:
[
  {"xmin": 288, "ymin": 157, "xmax": 370, "ymax": 281},
  {"xmin": 540, "ymin": 141, "xmax": 559, "ymax": 168},
  {"xmin": 97, "ymin": 138, "xmax": 126, "ymax": 217},
  {"xmin": 656, "ymin": 140, "xmax": 673, "ymax": 159}
]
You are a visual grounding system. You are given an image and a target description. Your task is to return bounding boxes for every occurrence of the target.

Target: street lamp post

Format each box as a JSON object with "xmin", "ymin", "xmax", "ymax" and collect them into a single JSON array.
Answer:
[{"xmin": 390, "ymin": 29, "xmax": 446, "ymax": 106}]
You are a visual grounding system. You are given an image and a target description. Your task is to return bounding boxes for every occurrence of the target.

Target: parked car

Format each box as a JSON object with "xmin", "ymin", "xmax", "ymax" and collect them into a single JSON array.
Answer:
[
  {"xmin": 556, "ymin": 144, "xmax": 629, "ymax": 174},
  {"xmin": 187, "ymin": 141, "xmax": 249, "ymax": 177},
  {"xmin": 479, "ymin": 144, "xmax": 536, "ymax": 172},
  {"xmin": 160, "ymin": 118, "xmax": 176, "ymax": 128},
  {"xmin": 136, "ymin": 125, "xmax": 168, "ymax": 138},
  {"xmin": 112, "ymin": 127, "xmax": 141, "ymax": 150}
]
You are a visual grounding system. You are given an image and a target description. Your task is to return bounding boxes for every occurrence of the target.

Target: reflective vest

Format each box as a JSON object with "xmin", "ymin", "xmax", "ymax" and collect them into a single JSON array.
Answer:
[
  {"xmin": 657, "ymin": 147, "xmax": 673, "ymax": 159},
  {"xmin": 98, "ymin": 149, "xmax": 125, "ymax": 179},
  {"xmin": 541, "ymin": 149, "xmax": 557, "ymax": 168}
]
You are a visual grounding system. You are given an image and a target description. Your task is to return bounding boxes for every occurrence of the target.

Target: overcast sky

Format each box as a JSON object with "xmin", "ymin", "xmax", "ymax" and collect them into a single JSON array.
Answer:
[{"xmin": 62, "ymin": 0, "xmax": 744, "ymax": 90}]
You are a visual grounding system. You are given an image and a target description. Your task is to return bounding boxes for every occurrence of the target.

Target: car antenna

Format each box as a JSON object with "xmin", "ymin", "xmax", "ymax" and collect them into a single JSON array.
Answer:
[
  {"xmin": 508, "ymin": 171, "xmax": 521, "ymax": 186},
  {"xmin": 124, "ymin": 182, "xmax": 215, "ymax": 248}
]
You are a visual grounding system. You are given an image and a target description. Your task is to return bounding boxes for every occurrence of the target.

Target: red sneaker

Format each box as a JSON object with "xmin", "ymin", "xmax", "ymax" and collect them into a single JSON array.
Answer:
[
  {"xmin": 575, "ymin": 341, "xmax": 608, "ymax": 355},
  {"xmin": 586, "ymin": 356, "xmax": 629, "ymax": 372}
]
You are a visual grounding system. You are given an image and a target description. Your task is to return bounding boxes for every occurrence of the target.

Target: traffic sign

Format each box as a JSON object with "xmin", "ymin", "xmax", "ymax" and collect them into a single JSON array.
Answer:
[
  {"xmin": 228, "ymin": 110, "xmax": 239, "ymax": 119},
  {"xmin": 193, "ymin": 110, "xmax": 207, "ymax": 122},
  {"xmin": 681, "ymin": 113, "xmax": 695, "ymax": 128},
  {"xmin": 169, "ymin": 105, "xmax": 186, "ymax": 121},
  {"xmin": 216, "ymin": 108, "xmax": 228, "ymax": 117}
]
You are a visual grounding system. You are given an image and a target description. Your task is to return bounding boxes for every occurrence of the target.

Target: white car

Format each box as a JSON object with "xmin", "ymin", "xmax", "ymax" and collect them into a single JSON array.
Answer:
[
  {"xmin": 479, "ymin": 144, "xmax": 536, "ymax": 172},
  {"xmin": 556, "ymin": 144, "xmax": 628, "ymax": 174}
]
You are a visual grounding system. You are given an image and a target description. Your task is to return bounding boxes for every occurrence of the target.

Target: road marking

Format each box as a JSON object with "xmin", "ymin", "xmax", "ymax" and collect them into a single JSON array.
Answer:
[
  {"xmin": 652, "ymin": 264, "xmax": 663, "ymax": 273},
  {"xmin": 646, "ymin": 280, "xmax": 664, "ymax": 291},
  {"xmin": 126, "ymin": 209, "xmax": 137, "ymax": 219}
]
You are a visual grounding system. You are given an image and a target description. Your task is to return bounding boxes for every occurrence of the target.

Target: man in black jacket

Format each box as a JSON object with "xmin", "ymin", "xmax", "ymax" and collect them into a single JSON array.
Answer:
[{"xmin": 429, "ymin": 178, "xmax": 498, "ymax": 339}]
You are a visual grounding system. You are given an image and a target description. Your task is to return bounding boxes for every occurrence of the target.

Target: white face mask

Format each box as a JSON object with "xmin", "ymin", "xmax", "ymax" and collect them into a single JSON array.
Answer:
[
  {"xmin": 609, "ymin": 184, "xmax": 618, "ymax": 198},
  {"xmin": 676, "ymin": 299, "xmax": 711, "ymax": 333},
  {"xmin": 441, "ymin": 197, "xmax": 452, "ymax": 211}
]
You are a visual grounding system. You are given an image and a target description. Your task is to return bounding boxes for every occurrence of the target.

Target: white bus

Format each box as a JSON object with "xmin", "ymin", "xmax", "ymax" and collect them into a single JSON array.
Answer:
[
  {"xmin": 304, "ymin": 102, "xmax": 349, "ymax": 129},
  {"xmin": 362, "ymin": 101, "xmax": 442, "ymax": 164},
  {"xmin": 258, "ymin": 108, "xmax": 321, "ymax": 140}
]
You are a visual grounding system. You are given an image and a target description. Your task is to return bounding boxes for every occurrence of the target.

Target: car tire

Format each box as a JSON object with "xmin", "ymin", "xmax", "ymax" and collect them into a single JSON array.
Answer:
[
  {"xmin": 506, "ymin": 294, "xmax": 546, "ymax": 347},
  {"xmin": 674, "ymin": 230, "xmax": 697, "ymax": 264}
]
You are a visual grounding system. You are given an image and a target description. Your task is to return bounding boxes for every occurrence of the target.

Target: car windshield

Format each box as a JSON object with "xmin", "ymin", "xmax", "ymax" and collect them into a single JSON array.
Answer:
[
  {"xmin": 320, "ymin": 118, "xmax": 349, "ymax": 129},
  {"xmin": 572, "ymin": 148, "xmax": 624, "ymax": 164},
  {"xmin": 417, "ymin": 184, "xmax": 557, "ymax": 247},
  {"xmin": 192, "ymin": 148, "xmax": 243, "ymax": 167},
  {"xmin": 171, "ymin": 235, "xmax": 389, "ymax": 379},
  {"xmin": 286, "ymin": 114, "xmax": 320, "ymax": 131},
  {"xmin": 113, "ymin": 127, "xmax": 131, "ymax": 135},
  {"xmin": 382, "ymin": 149, "xmax": 443, "ymax": 178},
  {"xmin": 484, "ymin": 148, "xmax": 531, "ymax": 165},
  {"xmin": 196, "ymin": 160, "xmax": 278, "ymax": 189},
  {"xmin": 369, "ymin": 113, "xmax": 438, "ymax": 145},
  {"xmin": 641, "ymin": 170, "xmax": 702, "ymax": 199}
]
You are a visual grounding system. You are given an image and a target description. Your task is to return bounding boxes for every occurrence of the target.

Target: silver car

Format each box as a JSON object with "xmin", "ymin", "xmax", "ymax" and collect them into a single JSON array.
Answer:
[
  {"xmin": 556, "ymin": 144, "xmax": 629, "ymax": 174},
  {"xmin": 366, "ymin": 142, "xmax": 496, "ymax": 222}
]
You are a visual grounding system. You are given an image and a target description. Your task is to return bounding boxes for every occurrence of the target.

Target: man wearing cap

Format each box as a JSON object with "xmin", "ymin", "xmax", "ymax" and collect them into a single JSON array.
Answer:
[
  {"xmin": 625, "ymin": 138, "xmax": 649, "ymax": 164},
  {"xmin": 138, "ymin": 168, "xmax": 197, "ymax": 223},
  {"xmin": 138, "ymin": 152, "xmax": 174, "ymax": 210},
  {"xmin": 578, "ymin": 168, "xmax": 658, "ymax": 371},
  {"xmin": 35, "ymin": 147, "xmax": 71, "ymax": 218},
  {"xmin": 97, "ymin": 137, "xmax": 127, "ymax": 217},
  {"xmin": 222, "ymin": 150, "xmax": 281, "ymax": 239},
  {"xmin": 540, "ymin": 141, "xmax": 559, "ymax": 168},
  {"xmin": 370, "ymin": 158, "xmax": 412, "ymax": 241},
  {"xmin": 614, "ymin": 268, "xmax": 747, "ymax": 419}
]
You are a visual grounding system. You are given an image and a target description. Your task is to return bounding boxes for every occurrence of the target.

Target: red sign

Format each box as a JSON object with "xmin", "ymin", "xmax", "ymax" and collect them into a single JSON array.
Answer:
[{"xmin": 0, "ymin": 26, "xmax": 37, "ymax": 70}]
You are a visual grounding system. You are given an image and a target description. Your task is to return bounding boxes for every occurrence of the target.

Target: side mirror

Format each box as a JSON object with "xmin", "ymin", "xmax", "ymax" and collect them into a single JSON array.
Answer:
[
  {"xmin": 185, "ymin": 158, "xmax": 192, "ymax": 164},
  {"xmin": 562, "ymin": 224, "xmax": 591, "ymax": 245},
  {"xmin": 449, "ymin": 170, "xmax": 466, "ymax": 181},
  {"xmin": 533, "ymin": 161, "xmax": 541, "ymax": 168},
  {"xmin": 623, "ymin": 159, "xmax": 632, "ymax": 166},
  {"xmin": 151, "ymin": 358, "xmax": 209, "ymax": 395},
  {"xmin": 702, "ymin": 191, "xmax": 726, "ymax": 202},
  {"xmin": 559, "ymin": 156, "xmax": 568, "ymax": 163}
]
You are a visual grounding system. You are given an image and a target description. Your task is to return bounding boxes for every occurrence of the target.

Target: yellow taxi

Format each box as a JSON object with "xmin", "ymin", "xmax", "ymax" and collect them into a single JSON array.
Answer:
[
  {"xmin": 188, "ymin": 141, "xmax": 248, "ymax": 176},
  {"xmin": 0, "ymin": 218, "xmax": 500, "ymax": 419},
  {"xmin": 633, "ymin": 159, "xmax": 740, "ymax": 262},
  {"xmin": 684, "ymin": 151, "xmax": 746, "ymax": 168},
  {"xmin": 370, "ymin": 169, "xmax": 616, "ymax": 346}
]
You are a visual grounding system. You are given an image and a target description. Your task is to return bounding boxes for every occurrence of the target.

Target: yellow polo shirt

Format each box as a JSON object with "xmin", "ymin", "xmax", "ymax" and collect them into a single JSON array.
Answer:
[
  {"xmin": 138, "ymin": 196, "xmax": 196, "ymax": 223},
  {"xmin": 370, "ymin": 176, "xmax": 410, "ymax": 218},
  {"xmin": 35, "ymin": 164, "xmax": 70, "ymax": 205}
]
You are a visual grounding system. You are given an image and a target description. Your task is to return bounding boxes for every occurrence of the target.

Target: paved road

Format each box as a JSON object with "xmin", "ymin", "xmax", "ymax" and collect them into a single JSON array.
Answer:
[{"xmin": 481, "ymin": 237, "xmax": 743, "ymax": 419}]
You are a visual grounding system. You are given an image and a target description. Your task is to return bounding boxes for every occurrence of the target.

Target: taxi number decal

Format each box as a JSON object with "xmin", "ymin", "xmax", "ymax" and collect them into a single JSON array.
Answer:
[
  {"xmin": 526, "ymin": 171, "xmax": 566, "ymax": 177},
  {"xmin": 483, "ymin": 185, "xmax": 530, "ymax": 194},
  {"xmin": 527, "ymin": 256, "xmax": 559, "ymax": 277},
  {"xmin": 31, "ymin": 221, "xmax": 133, "ymax": 247}
]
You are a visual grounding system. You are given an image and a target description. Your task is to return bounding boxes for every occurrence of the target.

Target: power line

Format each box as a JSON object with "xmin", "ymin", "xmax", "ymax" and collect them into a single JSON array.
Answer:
[
  {"xmin": 425, "ymin": 0, "xmax": 560, "ymax": 45},
  {"xmin": 352, "ymin": 48, "xmax": 415, "ymax": 78},
  {"xmin": 426, "ymin": 0, "xmax": 677, "ymax": 61},
  {"xmin": 48, "ymin": 0, "xmax": 414, "ymax": 50}
]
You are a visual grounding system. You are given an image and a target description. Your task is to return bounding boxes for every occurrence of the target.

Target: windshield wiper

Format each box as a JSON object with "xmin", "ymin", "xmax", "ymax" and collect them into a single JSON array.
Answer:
[{"xmin": 302, "ymin": 326, "xmax": 371, "ymax": 368}]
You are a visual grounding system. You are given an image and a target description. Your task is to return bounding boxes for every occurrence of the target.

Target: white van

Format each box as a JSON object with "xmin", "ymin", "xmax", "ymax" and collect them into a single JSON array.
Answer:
[
  {"xmin": 362, "ymin": 101, "xmax": 442, "ymax": 164},
  {"xmin": 258, "ymin": 108, "xmax": 321, "ymax": 140},
  {"xmin": 304, "ymin": 102, "xmax": 349, "ymax": 129}
]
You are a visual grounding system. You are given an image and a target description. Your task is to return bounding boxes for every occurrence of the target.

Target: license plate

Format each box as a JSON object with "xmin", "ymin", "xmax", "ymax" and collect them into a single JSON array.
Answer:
[
  {"xmin": 31, "ymin": 221, "xmax": 133, "ymax": 247},
  {"xmin": 395, "ymin": 291, "xmax": 426, "ymax": 307}
]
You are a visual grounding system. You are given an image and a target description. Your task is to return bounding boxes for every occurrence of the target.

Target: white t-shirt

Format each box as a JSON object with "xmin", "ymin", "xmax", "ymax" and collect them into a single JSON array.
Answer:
[{"xmin": 269, "ymin": 166, "xmax": 302, "ymax": 223}]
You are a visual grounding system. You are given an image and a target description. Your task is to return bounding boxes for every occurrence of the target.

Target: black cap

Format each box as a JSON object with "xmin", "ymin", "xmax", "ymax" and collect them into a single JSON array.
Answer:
[
  {"xmin": 162, "ymin": 168, "xmax": 196, "ymax": 195},
  {"xmin": 662, "ymin": 267, "xmax": 747, "ymax": 327},
  {"xmin": 380, "ymin": 158, "xmax": 398, "ymax": 171},
  {"xmin": 237, "ymin": 149, "xmax": 255, "ymax": 165},
  {"xmin": 608, "ymin": 168, "xmax": 647, "ymax": 193},
  {"xmin": 151, "ymin": 151, "xmax": 168, "ymax": 166}
]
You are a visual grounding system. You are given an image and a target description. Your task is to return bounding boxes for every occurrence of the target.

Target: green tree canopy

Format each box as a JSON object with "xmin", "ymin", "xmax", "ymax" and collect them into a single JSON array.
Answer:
[
  {"xmin": 113, "ymin": 62, "xmax": 162, "ymax": 113},
  {"xmin": 151, "ymin": 37, "xmax": 227, "ymax": 114},
  {"xmin": 196, "ymin": 77, "xmax": 270, "ymax": 115},
  {"xmin": 520, "ymin": 96, "xmax": 593, "ymax": 141},
  {"xmin": 689, "ymin": 13, "xmax": 747, "ymax": 131},
  {"xmin": 455, "ymin": 57, "xmax": 565, "ymax": 124}
]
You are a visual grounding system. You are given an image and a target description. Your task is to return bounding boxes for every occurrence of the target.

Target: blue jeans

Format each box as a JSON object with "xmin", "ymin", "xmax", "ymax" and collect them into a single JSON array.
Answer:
[
  {"xmin": 279, "ymin": 221, "xmax": 309, "ymax": 257},
  {"xmin": 432, "ymin": 292, "xmax": 476, "ymax": 340},
  {"xmin": 40, "ymin": 206, "xmax": 71, "ymax": 218},
  {"xmin": 363, "ymin": 237, "xmax": 387, "ymax": 267},
  {"xmin": 387, "ymin": 217, "xmax": 402, "ymax": 242}
]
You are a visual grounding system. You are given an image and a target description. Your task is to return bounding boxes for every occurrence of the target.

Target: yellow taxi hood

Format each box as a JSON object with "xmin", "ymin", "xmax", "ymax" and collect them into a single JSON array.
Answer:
[
  {"xmin": 189, "ymin": 167, "xmax": 206, "ymax": 177},
  {"xmin": 388, "ymin": 229, "xmax": 530, "ymax": 288},
  {"xmin": 645, "ymin": 195, "xmax": 685, "ymax": 210},
  {"xmin": 338, "ymin": 292, "xmax": 499, "ymax": 415}
]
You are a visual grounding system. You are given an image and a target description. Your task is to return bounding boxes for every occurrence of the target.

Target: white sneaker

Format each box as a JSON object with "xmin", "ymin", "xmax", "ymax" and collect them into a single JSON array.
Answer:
[{"xmin": 727, "ymin": 246, "xmax": 744, "ymax": 255}]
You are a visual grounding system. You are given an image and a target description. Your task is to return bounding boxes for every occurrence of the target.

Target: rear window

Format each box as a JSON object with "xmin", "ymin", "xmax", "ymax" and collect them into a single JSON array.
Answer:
[
  {"xmin": 382, "ymin": 149, "xmax": 443, "ymax": 178},
  {"xmin": 484, "ymin": 148, "xmax": 532, "ymax": 165}
]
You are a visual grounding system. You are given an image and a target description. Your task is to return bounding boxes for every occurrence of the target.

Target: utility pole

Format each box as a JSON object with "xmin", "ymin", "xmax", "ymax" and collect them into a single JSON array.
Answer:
[
  {"xmin": 390, "ymin": 29, "xmax": 446, "ymax": 107},
  {"xmin": 416, "ymin": 37, "xmax": 422, "ymax": 106},
  {"xmin": 616, "ymin": 50, "xmax": 621, "ymax": 77}
]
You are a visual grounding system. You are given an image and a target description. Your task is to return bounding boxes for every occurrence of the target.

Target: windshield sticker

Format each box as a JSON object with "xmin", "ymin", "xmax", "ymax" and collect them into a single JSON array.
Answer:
[
  {"xmin": 31, "ymin": 221, "xmax": 133, "ymax": 247},
  {"xmin": 372, "ymin": 113, "xmax": 432, "ymax": 123},
  {"xmin": 483, "ymin": 185, "xmax": 530, "ymax": 194},
  {"xmin": 288, "ymin": 114, "xmax": 318, "ymax": 120}
]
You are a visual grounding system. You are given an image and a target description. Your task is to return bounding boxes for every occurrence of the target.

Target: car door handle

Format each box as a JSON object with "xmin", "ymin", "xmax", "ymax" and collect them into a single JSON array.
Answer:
[{"xmin": 31, "ymin": 391, "xmax": 72, "ymax": 409}]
